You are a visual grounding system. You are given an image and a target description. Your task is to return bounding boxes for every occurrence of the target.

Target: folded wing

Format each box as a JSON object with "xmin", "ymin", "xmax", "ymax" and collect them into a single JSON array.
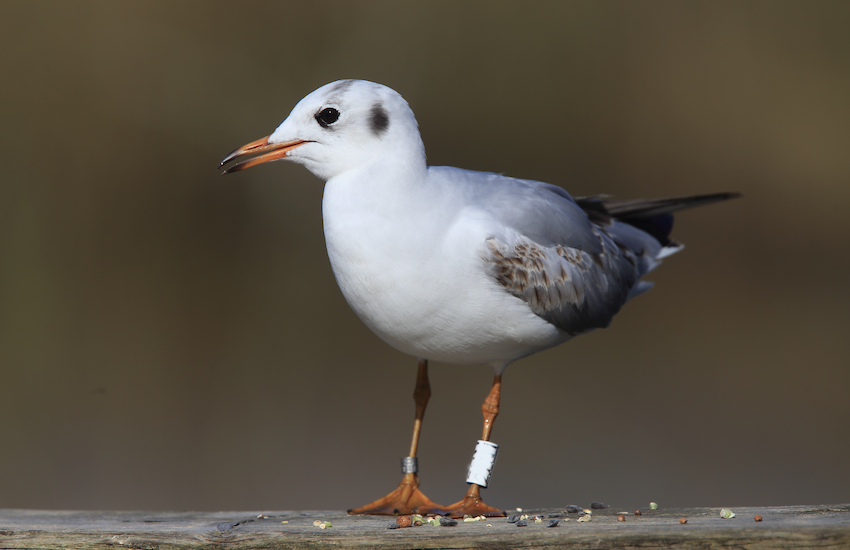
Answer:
[{"xmin": 484, "ymin": 190, "xmax": 739, "ymax": 335}]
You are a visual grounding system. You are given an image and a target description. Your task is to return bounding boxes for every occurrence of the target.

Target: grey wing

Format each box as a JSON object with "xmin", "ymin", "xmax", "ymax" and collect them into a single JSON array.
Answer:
[
  {"xmin": 485, "ymin": 220, "xmax": 665, "ymax": 336},
  {"xmin": 431, "ymin": 167, "xmax": 687, "ymax": 334},
  {"xmin": 432, "ymin": 167, "xmax": 604, "ymax": 254},
  {"xmin": 476, "ymin": 178, "xmax": 603, "ymax": 253},
  {"xmin": 470, "ymin": 173, "xmax": 737, "ymax": 334}
]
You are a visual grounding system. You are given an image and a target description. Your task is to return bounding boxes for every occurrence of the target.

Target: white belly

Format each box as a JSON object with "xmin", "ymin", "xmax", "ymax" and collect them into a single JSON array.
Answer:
[{"xmin": 321, "ymin": 177, "xmax": 567, "ymax": 370}]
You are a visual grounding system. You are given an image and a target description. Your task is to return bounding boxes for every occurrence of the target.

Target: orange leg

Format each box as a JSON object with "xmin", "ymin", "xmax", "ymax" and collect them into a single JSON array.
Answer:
[
  {"xmin": 347, "ymin": 359, "xmax": 447, "ymax": 515},
  {"xmin": 442, "ymin": 374, "xmax": 506, "ymax": 518}
]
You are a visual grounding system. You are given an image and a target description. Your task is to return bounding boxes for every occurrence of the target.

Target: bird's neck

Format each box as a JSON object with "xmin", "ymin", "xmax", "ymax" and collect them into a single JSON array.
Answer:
[
  {"xmin": 320, "ymin": 154, "xmax": 441, "ymax": 269},
  {"xmin": 326, "ymin": 152, "xmax": 428, "ymax": 207}
]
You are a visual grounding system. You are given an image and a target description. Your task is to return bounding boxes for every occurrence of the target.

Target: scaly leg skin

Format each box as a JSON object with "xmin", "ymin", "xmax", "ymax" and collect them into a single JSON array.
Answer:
[
  {"xmin": 443, "ymin": 374, "xmax": 507, "ymax": 518},
  {"xmin": 348, "ymin": 359, "xmax": 448, "ymax": 516}
]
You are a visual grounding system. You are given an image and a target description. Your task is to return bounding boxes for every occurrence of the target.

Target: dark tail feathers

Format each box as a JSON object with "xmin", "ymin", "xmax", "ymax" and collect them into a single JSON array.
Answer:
[{"xmin": 575, "ymin": 192, "xmax": 740, "ymax": 245}]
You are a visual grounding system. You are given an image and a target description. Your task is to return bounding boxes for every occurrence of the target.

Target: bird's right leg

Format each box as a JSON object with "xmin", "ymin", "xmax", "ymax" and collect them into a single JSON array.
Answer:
[
  {"xmin": 441, "ymin": 373, "xmax": 507, "ymax": 518},
  {"xmin": 347, "ymin": 359, "xmax": 447, "ymax": 515}
]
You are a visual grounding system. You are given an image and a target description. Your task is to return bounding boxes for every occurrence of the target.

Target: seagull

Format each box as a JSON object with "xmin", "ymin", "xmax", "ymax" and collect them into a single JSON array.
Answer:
[{"xmin": 219, "ymin": 79, "xmax": 738, "ymax": 518}]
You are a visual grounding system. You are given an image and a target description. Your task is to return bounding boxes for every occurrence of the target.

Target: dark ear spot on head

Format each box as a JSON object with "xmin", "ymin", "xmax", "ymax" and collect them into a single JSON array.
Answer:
[{"xmin": 369, "ymin": 103, "xmax": 389, "ymax": 136}]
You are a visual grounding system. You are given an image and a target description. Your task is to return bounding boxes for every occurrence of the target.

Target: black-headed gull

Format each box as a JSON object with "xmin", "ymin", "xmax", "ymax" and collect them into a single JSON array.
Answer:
[{"xmin": 219, "ymin": 79, "xmax": 738, "ymax": 517}]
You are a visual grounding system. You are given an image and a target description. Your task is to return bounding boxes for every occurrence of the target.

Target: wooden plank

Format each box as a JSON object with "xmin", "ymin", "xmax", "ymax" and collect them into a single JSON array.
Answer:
[{"xmin": 1, "ymin": 504, "xmax": 848, "ymax": 549}]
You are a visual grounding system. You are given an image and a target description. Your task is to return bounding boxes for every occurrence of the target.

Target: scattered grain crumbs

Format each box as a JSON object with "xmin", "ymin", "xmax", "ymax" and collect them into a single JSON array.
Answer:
[
  {"xmin": 396, "ymin": 516, "xmax": 412, "ymax": 527},
  {"xmin": 462, "ymin": 515, "xmax": 486, "ymax": 523}
]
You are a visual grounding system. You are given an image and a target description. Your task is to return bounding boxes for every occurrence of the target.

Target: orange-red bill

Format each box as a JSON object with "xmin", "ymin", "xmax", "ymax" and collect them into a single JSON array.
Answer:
[{"xmin": 218, "ymin": 135, "xmax": 312, "ymax": 174}]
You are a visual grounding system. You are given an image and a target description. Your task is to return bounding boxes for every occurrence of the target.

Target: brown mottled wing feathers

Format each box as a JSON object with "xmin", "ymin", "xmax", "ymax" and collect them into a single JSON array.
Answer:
[
  {"xmin": 485, "ymin": 223, "xmax": 651, "ymax": 335},
  {"xmin": 481, "ymin": 188, "xmax": 739, "ymax": 335}
]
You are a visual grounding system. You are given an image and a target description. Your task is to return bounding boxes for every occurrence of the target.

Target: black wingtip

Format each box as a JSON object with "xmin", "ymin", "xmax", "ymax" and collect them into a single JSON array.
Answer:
[
  {"xmin": 578, "ymin": 192, "xmax": 742, "ymax": 220},
  {"xmin": 575, "ymin": 192, "xmax": 742, "ymax": 245}
]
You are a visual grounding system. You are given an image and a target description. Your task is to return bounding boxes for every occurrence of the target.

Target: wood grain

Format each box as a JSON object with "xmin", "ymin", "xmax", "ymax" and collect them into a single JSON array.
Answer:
[{"xmin": 1, "ymin": 504, "xmax": 848, "ymax": 549}]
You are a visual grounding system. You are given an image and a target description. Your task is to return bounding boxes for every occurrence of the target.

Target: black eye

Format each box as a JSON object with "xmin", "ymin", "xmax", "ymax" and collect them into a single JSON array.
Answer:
[{"xmin": 315, "ymin": 107, "xmax": 340, "ymax": 128}]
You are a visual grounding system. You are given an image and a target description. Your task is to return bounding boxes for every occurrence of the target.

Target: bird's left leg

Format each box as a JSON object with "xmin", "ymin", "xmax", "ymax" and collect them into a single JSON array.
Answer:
[
  {"xmin": 347, "ymin": 359, "xmax": 447, "ymax": 515},
  {"xmin": 442, "ymin": 374, "xmax": 507, "ymax": 518}
]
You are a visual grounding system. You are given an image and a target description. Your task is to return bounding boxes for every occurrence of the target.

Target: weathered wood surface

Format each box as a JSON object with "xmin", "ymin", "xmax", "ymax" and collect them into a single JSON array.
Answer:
[{"xmin": 1, "ymin": 504, "xmax": 848, "ymax": 549}]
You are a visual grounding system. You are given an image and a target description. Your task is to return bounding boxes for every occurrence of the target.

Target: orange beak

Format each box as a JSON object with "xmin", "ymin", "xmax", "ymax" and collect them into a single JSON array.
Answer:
[{"xmin": 218, "ymin": 136, "xmax": 312, "ymax": 174}]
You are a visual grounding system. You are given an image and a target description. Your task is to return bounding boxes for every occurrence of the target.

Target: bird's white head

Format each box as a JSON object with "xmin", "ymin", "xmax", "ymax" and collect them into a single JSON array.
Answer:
[{"xmin": 219, "ymin": 79, "xmax": 426, "ymax": 182}]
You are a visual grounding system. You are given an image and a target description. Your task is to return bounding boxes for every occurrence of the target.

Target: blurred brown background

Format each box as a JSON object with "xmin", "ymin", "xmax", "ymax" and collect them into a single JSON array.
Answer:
[{"xmin": 1, "ymin": 1, "xmax": 848, "ymax": 512}]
